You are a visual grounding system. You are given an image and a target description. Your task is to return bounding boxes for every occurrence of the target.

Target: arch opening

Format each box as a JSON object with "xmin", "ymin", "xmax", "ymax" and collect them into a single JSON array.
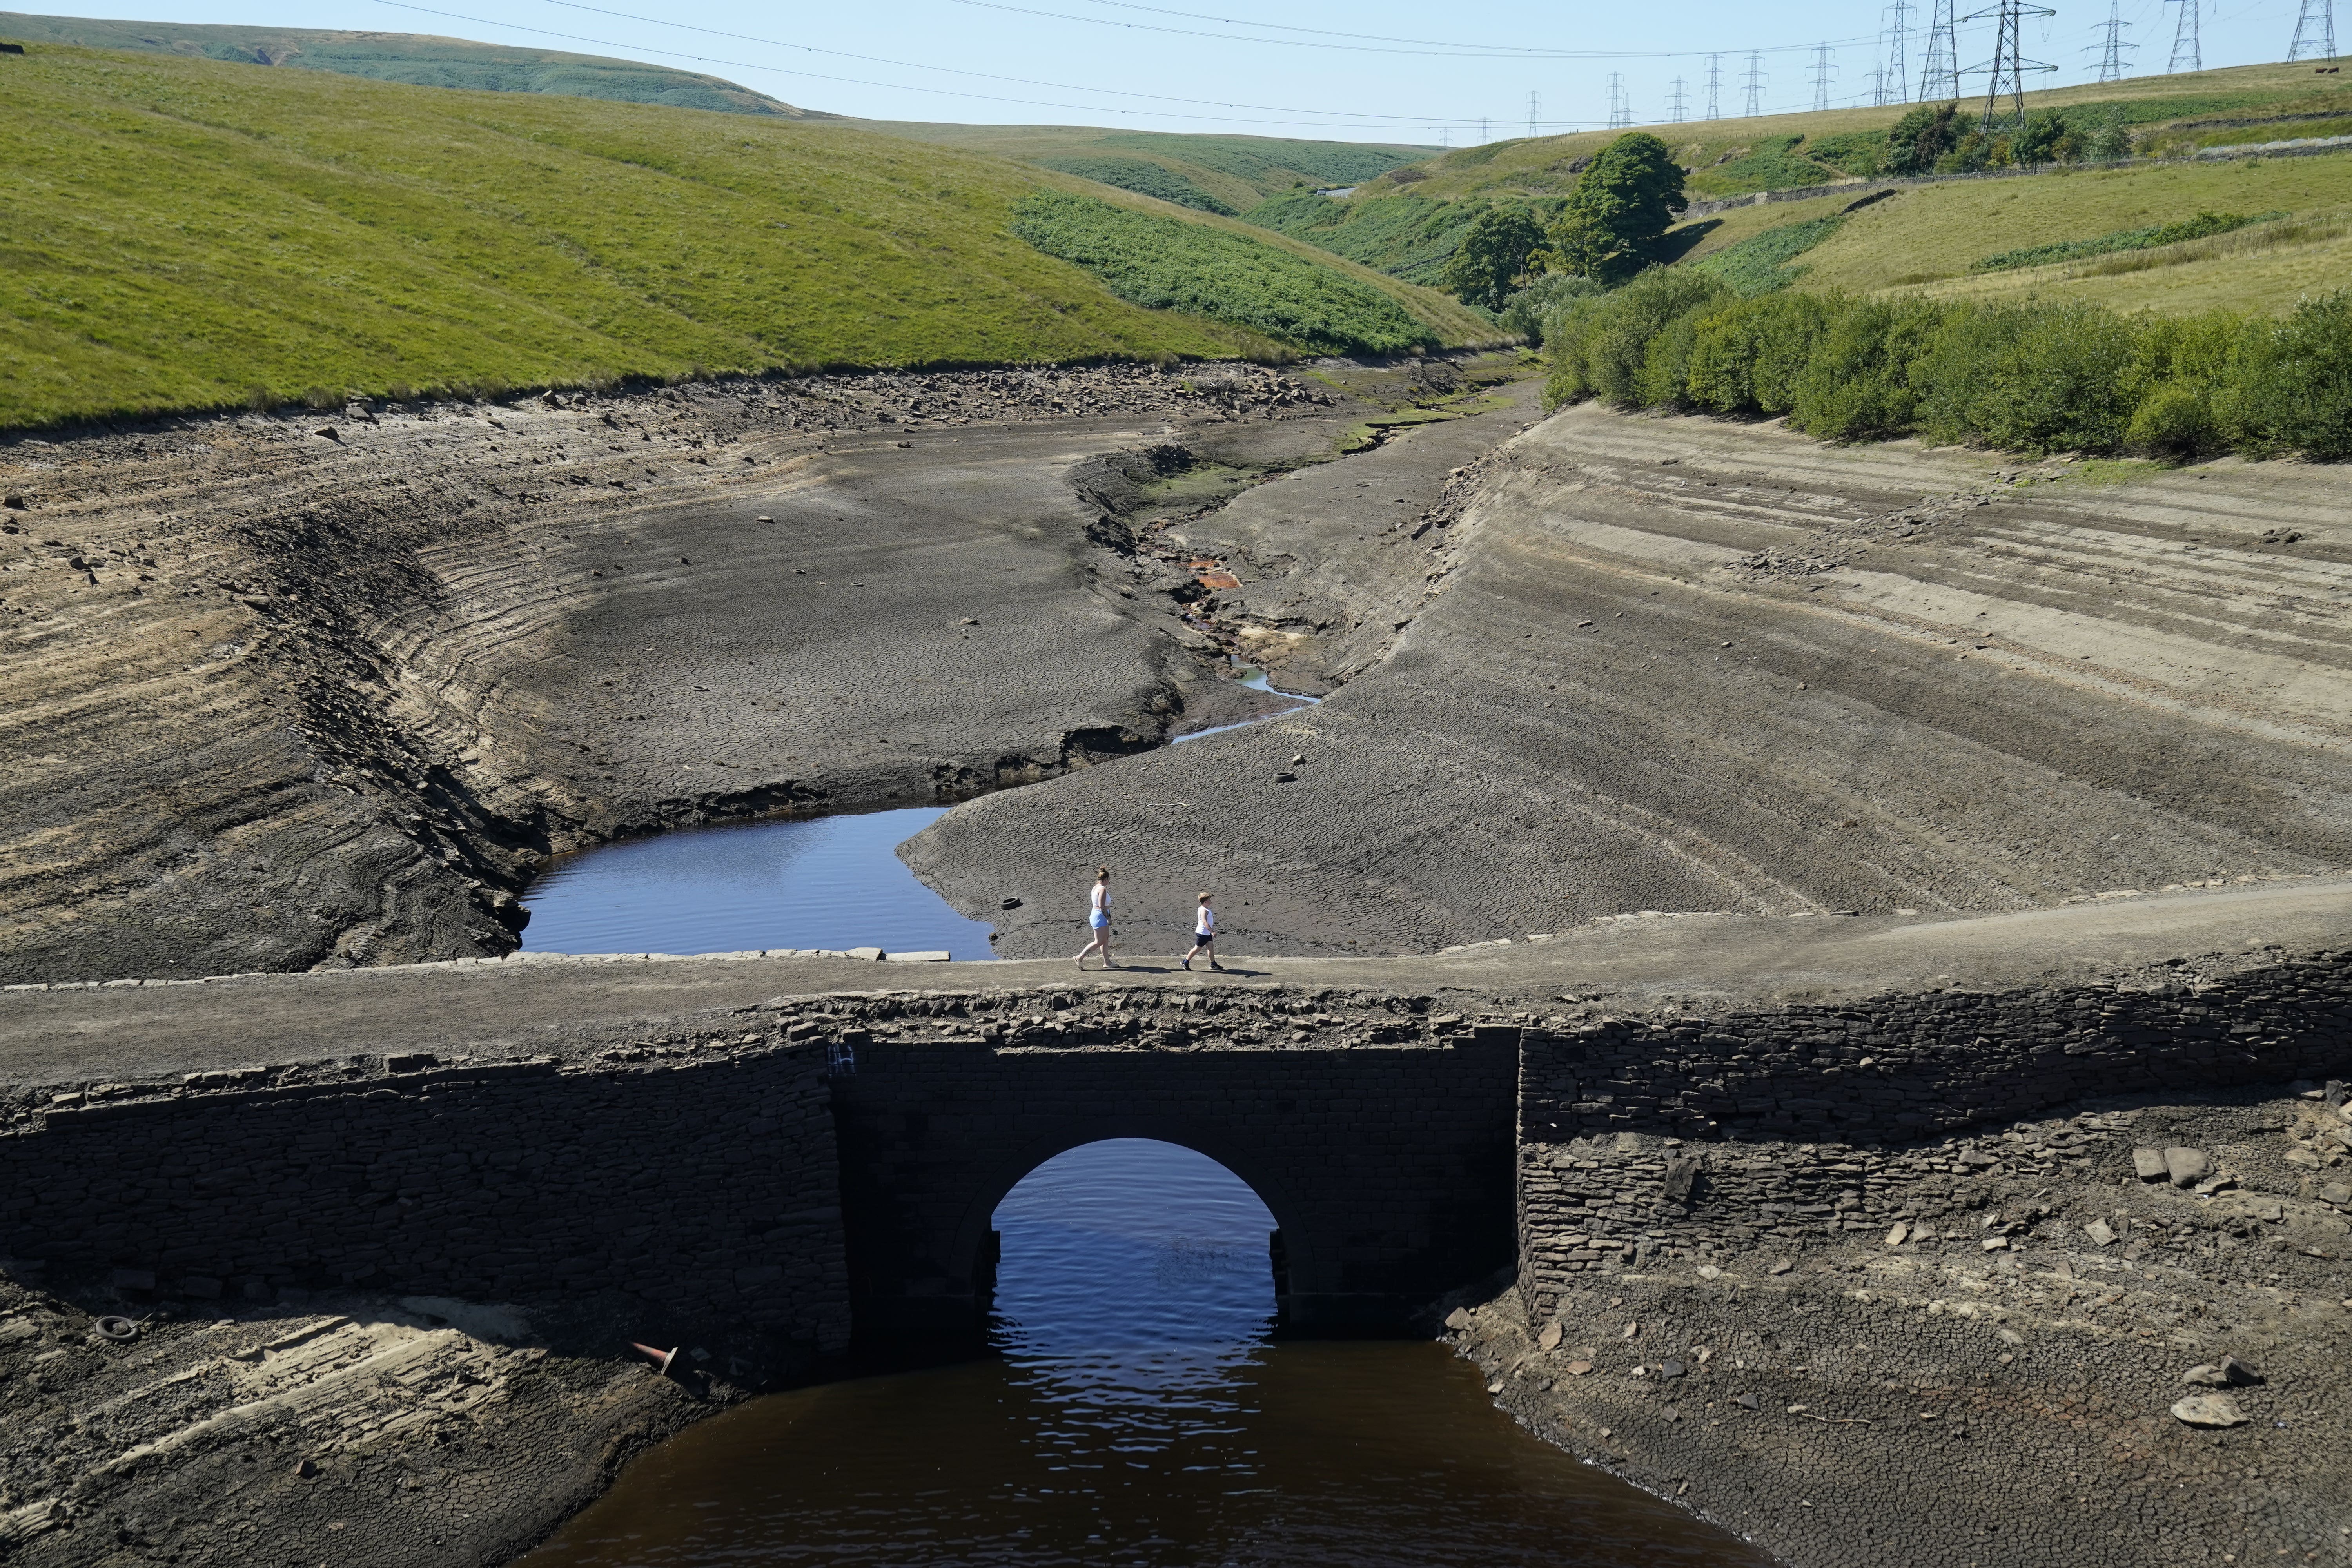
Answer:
[{"xmin": 983, "ymin": 1139, "xmax": 1282, "ymax": 1388}]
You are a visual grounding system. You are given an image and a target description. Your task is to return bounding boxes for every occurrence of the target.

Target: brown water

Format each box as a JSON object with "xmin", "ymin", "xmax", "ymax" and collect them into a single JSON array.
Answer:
[{"xmin": 523, "ymin": 1141, "xmax": 1772, "ymax": 1568}]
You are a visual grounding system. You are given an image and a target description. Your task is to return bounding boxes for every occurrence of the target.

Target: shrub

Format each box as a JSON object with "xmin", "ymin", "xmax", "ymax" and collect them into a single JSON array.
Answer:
[
  {"xmin": 1792, "ymin": 296, "xmax": 1949, "ymax": 440},
  {"xmin": 1692, "ymin": 214, "xmax": 1846, "ymax": 296},
  {"xmin": 2125, "ymin": 311, "xmax": 2241, "ymax": 458},
  {"xmin": 2221, "ymin": 289, "xmax": 2352, "ymax": 459},
  {"xmin": 1684, "ymin": 291, "xmax": 1835, "ymax": 414},
  {"xmin": 1915, "ymin": 301, "xmax": 2143, "ymax": 453},
  {"xmin": 1498, "ymin": 274, "xmax": 1603, "ymax": 344},
  {"xmin": 1540, "ymin": 294, "xmax": 1614, "ymax": 406},
  {"xmin": 1581, "ymin": 269, "xmax": 1732, "ymax": 408}
]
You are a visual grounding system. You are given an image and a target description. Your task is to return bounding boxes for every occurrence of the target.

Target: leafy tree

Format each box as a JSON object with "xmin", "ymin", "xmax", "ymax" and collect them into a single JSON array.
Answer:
[
  {"xmin": 1443, "ymin": 205, "xmax": 1548, "ymax": 311},
  {"xmin": 1883, "ymin": 102, "xmax": 1962, "ymax": 176},
  {"xmin": 1543, "ymin": 132, "xmax": 1688, "ymax": 283}
]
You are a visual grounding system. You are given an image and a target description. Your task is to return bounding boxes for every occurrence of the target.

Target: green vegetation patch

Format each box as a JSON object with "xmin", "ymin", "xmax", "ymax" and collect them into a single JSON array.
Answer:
[
  {"xmin": 1973, "ymin": 210, "xmax": 2283, "ymax": 272},
  {"xmin": 1011, "ymin": 191, "xmax": 1436, "ymax": 355},
  {"xmin": 3, "ymin": 43, "xmax": 1445, "ymax": 429},
  {"xmin": 1689, "ymin": 136, "xmax": 1841, "ymax": 196},
  {"xmin": 1093, "ymin": 132, "xmax": 1422, "ymax": 190},
  {"xmin": 1242, "ymin": 190, "xmax": 1494, "ymax": 285},
  {"xmin": 1693, "ymin": 214, "xmax": 1847, "ymax": 294},
  {"xmin": 1035, "ymin": 156, "xmax": 1235, "ymax": 214},
  {"xmin": 1541, "ymin": 269, "xmax": 2352, "ymax": 461},
  {"xmin": 0, "ymin": 12, "xmax": 806, "ymax": 115}
]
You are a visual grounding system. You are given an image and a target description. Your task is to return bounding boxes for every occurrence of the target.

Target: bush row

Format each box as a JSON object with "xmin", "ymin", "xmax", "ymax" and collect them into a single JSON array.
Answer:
[{"xmin": 1540, "ymin": 272, "xmax": 2352, "ymax": 460}]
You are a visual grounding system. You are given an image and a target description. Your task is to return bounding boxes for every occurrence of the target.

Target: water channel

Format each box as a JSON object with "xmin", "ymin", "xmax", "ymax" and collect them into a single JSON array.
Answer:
[
  {"xmin": 521, "ymin": 1140, "xmax": 1773, "ymax": 1568},
  {"xmin": 517, "ymin": 669, "xmax": 1318, "ymax": 959}
]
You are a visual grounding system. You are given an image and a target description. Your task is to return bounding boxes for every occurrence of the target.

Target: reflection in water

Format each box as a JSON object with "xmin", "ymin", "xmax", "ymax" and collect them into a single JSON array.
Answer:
[
  {"xmin": 518, "ymin": 804, "xmax": 995, "ymax": 959},
  {"xmin": 523, "ymin": 1140, "xmax": 1773, "ymax": 1567}
]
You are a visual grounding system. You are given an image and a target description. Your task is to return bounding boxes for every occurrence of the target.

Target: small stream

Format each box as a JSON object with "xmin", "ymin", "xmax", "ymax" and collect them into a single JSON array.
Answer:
[
  {"xmin": 520, "ymin": 1140, "xmax": 1773, "ymax": 1567},
  {"xmin": 518, "ymin": 669, "xmax": 1316, "ymax": 958}
]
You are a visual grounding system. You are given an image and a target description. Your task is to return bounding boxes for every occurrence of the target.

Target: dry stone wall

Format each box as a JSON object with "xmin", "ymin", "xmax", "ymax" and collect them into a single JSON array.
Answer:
[
  {"xmin": 1514, "ymin": 948, "xmax": 2352, "ymax": 1321},
  {"xmin": 0, "ymin": 1042, "xmax": 850, "ymax": 1353}
]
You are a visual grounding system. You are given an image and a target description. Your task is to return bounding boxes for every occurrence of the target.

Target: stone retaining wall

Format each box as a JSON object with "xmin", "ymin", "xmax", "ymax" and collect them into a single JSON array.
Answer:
[
  {"xmin": 1514, "ymin": 947, "xmax": 2352, "ymax": 1318},
  {"xmin": 0, "ymin": 1042, "xmax": 851, "ymax": 1354}
]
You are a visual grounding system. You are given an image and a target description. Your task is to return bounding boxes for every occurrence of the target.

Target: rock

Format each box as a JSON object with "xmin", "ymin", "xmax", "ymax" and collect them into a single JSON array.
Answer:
[
  {"xmin": 1995, "ymin": 1327, "xmax": 2024, "ymax": 1346},
  {"xmin": 846, "ymin": 947, "xmax": 884, "ymax": 961},
  {"xmin": 1658, "ymin": 1359, "xmax": 1686, "ymax": 1378},
  {"xmin": 1735, "ymin": 1392, "xmax": 1759, "ymax": 1409},
  {"xmin": 1981, "ymin": 1236, "xmax": 2009, "ymax": 1251},
  {"xmin": 1885, "ymin": 1222, "xmax": 1911, "ymax": 1247},
  {"xmin": 1621, "ymin": 1321, "xmax": 1639, "ymax": 1339},
  {"xmin": 1272, "ymin": 771, "xmax": 1298, "ymax": 783},
  {"xmin": 2287, "ymin": 1148, "xmax": 2323, "ymax": 1169},
  {"xmin": 1444, "ymin": 1307, "xmax": 1472, "ymax": 1332},
  {"xmin": 294, "ymin": 1458, "xmax": 319, "ymax": 1479},
  {"xmin": 2170, "ymin": 1393, "xmax": 2248, "ymax": 1428},
  {"xmin": 2084, "ymin": 1219, "xmax": 2115, "ymax": 1247},
  {"xmin": 2319, "ymin": 1183, "xmax": 2351, "ymax": 1206},
  {"xmin": 2132, "ymin": 1148, "xmax": 2169, "ymax": 1181},
  {"xmin": 1564, "ymin": 1359, "xmax": 1593, "ymax": 1376},
  {"xmin": 1538, "ymin": 1320, "xmax": 1563, "ymax": 1352},
  {"xmin": 1697, "ymin": 1264, "xmax": 1722, "ymax": 1279},
  {"xmin": 1486, "ymin": 1379, "xmax": 1506, "ymax": 1395},
  {"xmin": 2181, "ymin": 1356, "xmax": 2260, "ymax": 1387},
  {"xmin": 1768, "ymin": 1260, "xmax": 1793, "ymax": 1275},
  {"xmin": 1785, "ymin": 1404, "xmax": 1809, "ymax": 1415},
  {"xmin": 2164, "ymin": 1147, "xmax": 2210, "ymax": 1187}
]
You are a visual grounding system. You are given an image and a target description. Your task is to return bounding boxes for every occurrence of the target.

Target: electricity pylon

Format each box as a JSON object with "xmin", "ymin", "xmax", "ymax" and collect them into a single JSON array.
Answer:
[
  {"xmin": 1810, "ymin": 43, "xmax": 1837, "ymax": 110},
  {"xmin": 1705, "ymin": 53, "xmax": 1724, "ymax": 118},
  {"xmin": 1607, "ymin": 72, "xmax": 1632, "ymax": 129},
  {"xmin": 1920, "ymin": 0, "xmax": 1962, "ymax": 98},
  {"xmin": 2166, "ymin": 0, "xmax": 2202, "ymax": 72},
  {"xmin": 1527, "ymin": 91, "xmax": 1539, "ymax": 138},
  {"xmin": 1743, "ymin": 51, "xmax": 1766, "ymax": 115},
  {"xmin": 2090, "ymin": 0, "xmax": 2136, "ymax": 81},
  {"xmin": 2288, "ymin": 0, "xmax": 2337, "ymax": 60},
  {"xmin": 1960, "ymin": 0, "xmax": 2058, "ymax": 131},
  {"xmin": 1886, "ymin": 0, "xmax": 1913, "ymax": 100},
  {"xmin": 1668, "ymin": 76, "xmax": 1690, "ymax": 121}
]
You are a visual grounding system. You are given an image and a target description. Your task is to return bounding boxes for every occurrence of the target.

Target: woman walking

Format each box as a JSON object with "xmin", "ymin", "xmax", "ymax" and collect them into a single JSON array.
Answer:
[
  {"xmin": 1181, "ymin": 891, "xmax": 1224, "ymax": 971},
  {"xmin": 1074, "ymin": 866, "xmax": 1117, "ymax": 970}
]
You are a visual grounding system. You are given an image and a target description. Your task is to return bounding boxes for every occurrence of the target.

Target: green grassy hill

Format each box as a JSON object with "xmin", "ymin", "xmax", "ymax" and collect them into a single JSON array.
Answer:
[
  {"xmin": 854, "ymin": 123, "xmax": 1430, "ymax": 217},
  {"xmin": 1257, "ymin": 62, "xmax": 2352, "ymax": 301},
  {"xmin": 0, "ymin": 40, "xmax": 1491, "ymax": 430},
  {"xmin": 0, "ymin": 9, "xmax": 823, "ymax": 116}
]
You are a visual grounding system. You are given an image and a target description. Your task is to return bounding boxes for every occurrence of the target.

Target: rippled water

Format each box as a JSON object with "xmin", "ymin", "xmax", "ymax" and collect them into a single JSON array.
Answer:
[
  {"xmin": 517, "ymin": 805, "xmax": 996, "ymax": 959},
  {"xmin": 523, "ymin": 1141, "xmax": 1773, "ymax": 1568}
]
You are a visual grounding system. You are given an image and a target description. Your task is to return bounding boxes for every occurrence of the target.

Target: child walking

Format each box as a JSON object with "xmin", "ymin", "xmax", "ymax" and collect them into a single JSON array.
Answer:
[
  {"xmin": 1181, "ymin": 891, "xmax": 1224, "ymax": 971},
  {"xmin": 1074, "ymin": 866, "xmax": 1117, "ymax": 969}
]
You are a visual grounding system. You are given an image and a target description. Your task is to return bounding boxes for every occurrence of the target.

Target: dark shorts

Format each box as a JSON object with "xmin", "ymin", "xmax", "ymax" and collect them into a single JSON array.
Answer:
[{"xmin": 1190, "ymin": 932, "xmax": 1214, "ymax": 945}]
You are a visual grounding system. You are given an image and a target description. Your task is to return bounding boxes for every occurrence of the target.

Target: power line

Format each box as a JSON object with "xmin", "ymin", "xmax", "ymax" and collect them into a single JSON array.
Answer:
[
  {"xmin": 1705, "ymin": 52, "xmax": 1724, "ymax": 118},
  {"xmin": 1743, "ymin": 50, "xmax": 1767, "ymax": 114},
  {"xmin": 1886, "ymin": 0, "xmax": 1912, "ymax": 100},
  {"xmin": 1921, "ymin": 0, "xmax": 1962, "ymax": 97},
  {"xmin": 2287, "ymin": 0, "xmax": 2337, "ymax": 60},
  {"xmin": 2166, "ymin": 0, "xmax": 2203, "ymax": 70},
  {"xmin": 1809, "ymin": 42, "xmax": 1837, "ymax": 110},
  {"xmin": 369, "ymin": 0, "xmax": 1597, "ymax": 130},
  {"xmin": 953, "ymin": 0, "xmax": 1878, "ymax": 61},
  {"xmin": 2091, "ymin": 0, "xmax": 2138, "ymax": 80},
  {"xmin": 1960, "ymin": 0, "xmax": 2058, "ymax": 131}
]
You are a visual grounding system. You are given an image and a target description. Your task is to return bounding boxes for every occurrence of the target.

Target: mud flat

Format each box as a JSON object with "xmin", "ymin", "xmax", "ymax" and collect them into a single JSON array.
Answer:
[
  {"xmin": 0, "ymin": 356, "xmax": 1512, "ymax": 984},
  {"xmin": 913, "ymin": 406, "xmax": 2351, "ymax": 957}
]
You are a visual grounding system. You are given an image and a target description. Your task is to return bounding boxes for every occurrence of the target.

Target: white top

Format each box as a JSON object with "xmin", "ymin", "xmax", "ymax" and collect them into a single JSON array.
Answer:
[
  {"xmin": 1195, "ymin": 905, "xmax": 1216, "ymax": 936},
  {"xmin": 1091, "ymin": 883, "xmax": 1110, "ymax": 915}
]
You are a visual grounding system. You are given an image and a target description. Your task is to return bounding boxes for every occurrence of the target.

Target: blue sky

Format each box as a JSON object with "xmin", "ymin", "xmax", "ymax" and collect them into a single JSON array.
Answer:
[{"xmin": 76, "ymin": 0, "xmax": 2325, "ymax": 141}]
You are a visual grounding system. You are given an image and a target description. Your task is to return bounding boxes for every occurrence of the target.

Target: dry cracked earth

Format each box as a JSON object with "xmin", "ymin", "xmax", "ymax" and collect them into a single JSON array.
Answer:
[{"xmin": 2, "ymin": 351, "xmax": 2349, "ymax": 1568}]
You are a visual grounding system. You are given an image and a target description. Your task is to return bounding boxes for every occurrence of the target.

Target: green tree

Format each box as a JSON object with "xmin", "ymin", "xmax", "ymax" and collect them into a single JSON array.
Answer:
[
  {"xmin": 1443, "ymin": 205, "xmax": 1548, "ymax": 311},
  {"xmin": 1884, "ymin": 102, "xmax": 1961, "ymax": 176},
  {"xmin": 1544, "ymin": 132, "xmax": 1688, "ymax": 283}
]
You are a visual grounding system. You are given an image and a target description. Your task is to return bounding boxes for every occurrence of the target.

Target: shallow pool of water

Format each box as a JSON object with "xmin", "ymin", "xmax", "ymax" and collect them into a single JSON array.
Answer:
[
  {"xmin": 522, "ymin": 1141, "xmax": 1772, "ymax": 1568},
  {"xmin": 518, "ymin": 805, "xmax": 996, "ymax": 959}
]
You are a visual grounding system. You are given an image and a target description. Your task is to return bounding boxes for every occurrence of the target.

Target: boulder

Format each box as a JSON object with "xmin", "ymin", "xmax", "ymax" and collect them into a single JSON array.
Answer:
[{"xmin": 2170, "ymin": 1393, "xmax": 2248, "ymax": 1428}]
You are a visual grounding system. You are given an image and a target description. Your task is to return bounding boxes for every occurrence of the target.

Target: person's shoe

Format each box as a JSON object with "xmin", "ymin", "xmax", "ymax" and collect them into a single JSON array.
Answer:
[
  {"xmin": 1103, "ymin": 961, "xmax": 1120, "ymax": 969},
  {"xmin": 1073, "ymin": 955, "xmax": 1086, "ymax": 969},
  {"xmin": 1180, "ymin": 958, "xmax": 1191, "ymax": 970},
  {"xmin": 1210, "ymin": 963, "xmax": 1227, "ymax": 971}
]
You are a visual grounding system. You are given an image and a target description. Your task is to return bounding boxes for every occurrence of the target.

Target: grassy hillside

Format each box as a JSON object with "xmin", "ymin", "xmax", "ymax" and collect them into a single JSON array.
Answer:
[
  {"xmin": 0, "ymin": 41, "xmax": 1489, "ymax": 430},
  {"xmin": 1674, "ymin": 152, "xmax": 2352, "ymax": 314},
  {"xmin": 855, "ymin": 123, "xmax": 1429, "ymax": 216},
  {"xmin": 1256, "ymin": 63, "xmax": 2352, "ymax": 296},
  {"xmin": 0, "ymin": 10, "xmax": 821, "ymax": 116}
]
